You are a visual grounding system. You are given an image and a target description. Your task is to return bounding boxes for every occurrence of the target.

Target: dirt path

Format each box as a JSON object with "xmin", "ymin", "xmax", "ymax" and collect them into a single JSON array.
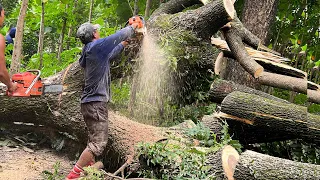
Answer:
[{"xmin": 0, "ymin": 146, "xmax": 73, "ymax": 180}]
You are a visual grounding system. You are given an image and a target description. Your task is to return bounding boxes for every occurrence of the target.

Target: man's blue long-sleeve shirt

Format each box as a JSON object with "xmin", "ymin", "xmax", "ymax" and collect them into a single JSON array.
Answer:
[{"xmin": 79, "ymin": 26, "xmax": 134, "ymax": 103}]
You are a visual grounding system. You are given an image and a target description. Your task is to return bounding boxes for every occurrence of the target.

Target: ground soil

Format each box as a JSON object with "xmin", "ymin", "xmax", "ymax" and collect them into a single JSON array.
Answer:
[{"xmin": 0, "ymin": 146, "xmax": 73, "ymax": 180}]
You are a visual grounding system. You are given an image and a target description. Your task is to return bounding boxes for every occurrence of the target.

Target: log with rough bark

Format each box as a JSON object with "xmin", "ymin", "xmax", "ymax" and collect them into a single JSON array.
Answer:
[
  {"xmin": 207, "ymin": 145, "xmax": 320, "ymax": 180},
  {"xmin": 220, "ymin": 91, "xmax": 320, "ymax": 145},
  {"xmin": 208, "ymin": 79, "xmax": 289, "ymax": 104}
]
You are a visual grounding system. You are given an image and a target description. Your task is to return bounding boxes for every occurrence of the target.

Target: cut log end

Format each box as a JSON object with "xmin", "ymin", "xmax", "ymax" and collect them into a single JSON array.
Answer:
[
  {"xmin": 223, "ymin": 0, "xmax": 235, "ymax": 19},
  {"xmin": 254, "ymin": 67, "xmax": 264, "ymax": 78},
  {"xmin": 215, "ymin": 52, "xmax": 225, "ymax": 75},
  {"xmin": 222, "ymin": 145, "xmax": 239, "ymax": 180}
]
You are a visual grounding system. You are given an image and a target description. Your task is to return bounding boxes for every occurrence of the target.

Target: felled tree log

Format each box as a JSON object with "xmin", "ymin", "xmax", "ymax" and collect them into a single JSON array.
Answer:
[
  {"xmin": 220, "ymin": 91, "xmax": 320, "ymax": 145},
  {"xmin": 308, "ymin": 89, "xmax": 320, "ymax": 104},
  {"xmin": 206, "ymin": 145, "xmax": 320, "ymax": 180},
  {"xmin": 308, "ymin": 81, "xmax": 320, "ymax": 91},
  {"xmin": 208, "ymin": 79, "xmax": 289, "ymax": 104}
]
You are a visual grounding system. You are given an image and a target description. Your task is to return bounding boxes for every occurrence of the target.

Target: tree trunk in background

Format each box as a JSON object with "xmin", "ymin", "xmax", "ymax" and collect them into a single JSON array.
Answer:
[
  {"xmin": 242, "ymin": 0, "xmax": 279, "ymax": 45},
  {"xmin": 10, "ymin": 0, "xmax": 29, "ymax": 75},
  {"xmin": 221, "ymin": 0, "xmax": 279, "ymax": 89},
  {"xmin": 88, "ymin": 0, "xmax": 94, "ymax": 23},
  {"xmin": 57, "ymin": 5, "xmax": 67, "ymax": 63},
  {"xmin": 38, "ymin": 2, "xmax": 45, "ymax": 69},
  {"xmin": 145, "ymin": 0, "xmax": 152, "ymax": 17},
  {"xmin": 134, "ymin": 0, "xmax": 139, "ymax": 15},
  {"xmin": 66, "ymin": 0, "xmax": 78, "ymax": 50}
]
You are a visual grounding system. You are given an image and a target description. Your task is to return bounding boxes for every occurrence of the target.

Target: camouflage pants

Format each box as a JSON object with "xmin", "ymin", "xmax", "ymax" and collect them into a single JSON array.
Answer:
[{"xmin": 81, "ymin": 101, "xmax": 108, "ymax": 157}]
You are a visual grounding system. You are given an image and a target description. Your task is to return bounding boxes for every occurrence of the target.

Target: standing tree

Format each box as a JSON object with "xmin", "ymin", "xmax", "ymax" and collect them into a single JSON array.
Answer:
[
  {"xmin": 38, "ymin": 0, "xmax": 46, "ymax": 69},
  {"xmin": 145, "ymin": 0, "xmax": 152, "ymax": 17},
  {"xmin": 10, "ymin": 0, "xmax": 29, "ymax": 75}
]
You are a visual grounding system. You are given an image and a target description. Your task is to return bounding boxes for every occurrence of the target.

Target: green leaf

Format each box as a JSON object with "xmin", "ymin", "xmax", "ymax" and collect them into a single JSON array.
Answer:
[
  {"xmin": 60, "ymin": 0, "xmax": 68, "ymax": 4},
  {"xmin": 301, "ymin": 44, "xmax": 307, "ymax": 51}
]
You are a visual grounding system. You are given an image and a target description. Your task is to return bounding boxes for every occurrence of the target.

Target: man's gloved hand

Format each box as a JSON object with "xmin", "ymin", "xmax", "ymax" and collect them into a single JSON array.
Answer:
[
  {"xmin": 131, "ymin": 23, "xmax": 140, "ymax": 30},
  {"xmin": 121, "ymin": 40, "xmax": 129, "ymax": 47}
]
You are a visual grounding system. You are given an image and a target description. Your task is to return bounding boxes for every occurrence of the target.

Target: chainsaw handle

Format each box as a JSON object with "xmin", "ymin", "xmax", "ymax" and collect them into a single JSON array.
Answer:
[{"xmin": 25, "ymin": 70, "xmax": 41, "ymax": 95}]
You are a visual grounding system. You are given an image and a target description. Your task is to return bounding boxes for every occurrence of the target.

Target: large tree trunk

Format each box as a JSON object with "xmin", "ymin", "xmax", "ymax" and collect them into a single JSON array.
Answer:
[{"xmin": 10, "ymin": 0, "xmax": 29, "ymax": 75}]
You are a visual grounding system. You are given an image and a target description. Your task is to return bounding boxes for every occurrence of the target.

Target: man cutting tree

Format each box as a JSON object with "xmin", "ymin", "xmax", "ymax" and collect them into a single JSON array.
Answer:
[{"xmin": 66, "ymin": 18, "xmax": 143, "ymax": 179}]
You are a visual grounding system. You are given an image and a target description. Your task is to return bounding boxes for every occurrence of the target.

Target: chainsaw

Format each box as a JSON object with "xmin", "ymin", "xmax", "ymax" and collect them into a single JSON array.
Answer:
[
  {"xmin": 0, "ymin": 70, "xmax": 63, "ymax": 97},
  {"xmin": 124, "ymin": 15, "xmax": 146, "ymax": 45}
]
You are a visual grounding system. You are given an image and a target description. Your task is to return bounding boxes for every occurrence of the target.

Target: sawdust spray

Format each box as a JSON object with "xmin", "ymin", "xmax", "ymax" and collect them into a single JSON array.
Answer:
[{"xmin": 129, "ymin": 32, "xmax": 174, "ymax": 125}]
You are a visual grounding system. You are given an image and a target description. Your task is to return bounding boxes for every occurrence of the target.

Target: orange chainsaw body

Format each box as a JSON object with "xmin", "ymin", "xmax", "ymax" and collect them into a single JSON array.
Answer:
[
  {"xmin": 128, "ymin": 15, "xmax": 145, "ymax": 29},
  {"xmin": 8, "ymin": 71, "xmax": 43, "ymax": 97}
]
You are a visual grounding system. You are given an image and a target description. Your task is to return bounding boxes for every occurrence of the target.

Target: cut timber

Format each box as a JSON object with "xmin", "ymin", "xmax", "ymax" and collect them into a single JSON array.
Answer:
[
  {"xmin": 254, "ymin": 58, "xmax": 307, "ymax": 79},
  {"xmin": 223, "ymin": 26, "xmax": 264, "ymax": 77},
  {"xmin": 245, "ymin": 47, "xmax": 290, "ymax": 63},
  {"xmin": 159, "ymin": 0, "xmax": 235, "ymax": 38},
  {"xmin": 206, "ymin": 146, "xmax": 320, "ymax": 180},
  {"xmin": 221, "ymin": 145, "xmax": 239, "ymax": 180},
  {"xmin": 221, "ymin": 91, "xmax": 320, "ymax": 145},
  {"xmin": 234, "ymin": 150, "xmax": 320, "ymax": 179},
  {"xmin": 258, "ymin": 71, "xmax": 307, "ymax": 94},
  {"xmin": 208, "ymin": 79, "xmax": 289, "ymax": 104},
  {"xmin": 211, "ymin": 39, "xmax": 306, "ymax": 78},
  {"xmin": 308, "ymin": 81, "xmax": 320, "ymax": 91},
  {"xmin": 214, "ymin": 52, "xmax": 225, "ymax": 75},
  {"xmin": 308, "ymin": 89, "xmax": 320, "ymax": 104},
  {"xmin": 206, "ymin": 145, "xmax": 240, "ymax": 180}
]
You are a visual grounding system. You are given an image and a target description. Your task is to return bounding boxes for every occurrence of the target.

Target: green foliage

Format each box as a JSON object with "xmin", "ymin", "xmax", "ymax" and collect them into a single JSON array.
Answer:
[
  {"xmin": 270, "ymin": 0, "xmax": 320, "ymax": 83},
  {"xmin": 110, "ymin": 81, "xmax": 131, "ymax": 109},
  {"xmin": 293, "ymin": 93, "xmax": 307, "ymax": 105},
  {"xmin": 42, "ymin": 161, "xmax": 65, "ymax": 180},
  {"xmin": 136, "ymin": 122, "xmax": 242, "ymax": 179},
  {"xmin": 308, "ymin": 103, "xmax": 320, "ymax": 114},
  {"xmin": 25, "ymin": 47, "xmax": 81, "ymax": 77},
  {"xmin": 80, "ymin": 166, "xmax": 104, "ymax": 180},
  {"xmin": 254, "ymin": 139, "xmax": 320, "ymax": 165}
]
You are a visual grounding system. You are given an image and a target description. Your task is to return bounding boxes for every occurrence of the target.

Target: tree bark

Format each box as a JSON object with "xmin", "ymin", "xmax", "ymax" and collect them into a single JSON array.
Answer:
[
  {"xmin": 233, "ymin": 150, "xmax": 320, "ymax": 179},
  {"xmin": 206, "ymin": 146, "xmax": 320, "ymax": 180},
  {"xmin": 208, "ymin": 79, "xmax": 289, "ymax": 104},
  {"xmin": 241, "ymin": 0, "xmax": 279, "ymax": 45},
  {"xmin": 38, "ymin": 1, "xmax": 45, "ymax": 69},
  {"xmin": 220, "ymin": 91, "xmax": 320, "ymax": 145},
  {"xmin": 10, "ymin": 0, "xmax": 29, "ymax": 75}
]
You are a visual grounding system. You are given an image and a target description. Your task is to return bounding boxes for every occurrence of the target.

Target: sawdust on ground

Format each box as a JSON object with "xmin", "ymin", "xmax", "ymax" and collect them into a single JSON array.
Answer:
[{"xmin": 0, "ymin": 146, "xmax": 73, "ymax": 180}]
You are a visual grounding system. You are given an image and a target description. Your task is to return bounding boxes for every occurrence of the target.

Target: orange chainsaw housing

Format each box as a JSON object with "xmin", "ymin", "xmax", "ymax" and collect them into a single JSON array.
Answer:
[
  {"xmin": 8, "ymin": 72, "xmax": 43, "ymax": 97},
  {"xmin": 128, "ymin": 15, "xmax": 144, "ymax": 29}
]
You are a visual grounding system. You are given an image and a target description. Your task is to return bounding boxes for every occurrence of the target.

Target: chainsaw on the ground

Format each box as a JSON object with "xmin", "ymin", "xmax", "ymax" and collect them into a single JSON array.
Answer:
[{"xmin": 0, "ymin": 70, "xmax": 63, "ymax": 97}]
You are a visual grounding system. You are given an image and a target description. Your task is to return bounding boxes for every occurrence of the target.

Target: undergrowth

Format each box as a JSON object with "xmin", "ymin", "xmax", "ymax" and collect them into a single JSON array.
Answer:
[{"xmin": 135, "ymin": 121, "xmax": 242, "ymax": 180}]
